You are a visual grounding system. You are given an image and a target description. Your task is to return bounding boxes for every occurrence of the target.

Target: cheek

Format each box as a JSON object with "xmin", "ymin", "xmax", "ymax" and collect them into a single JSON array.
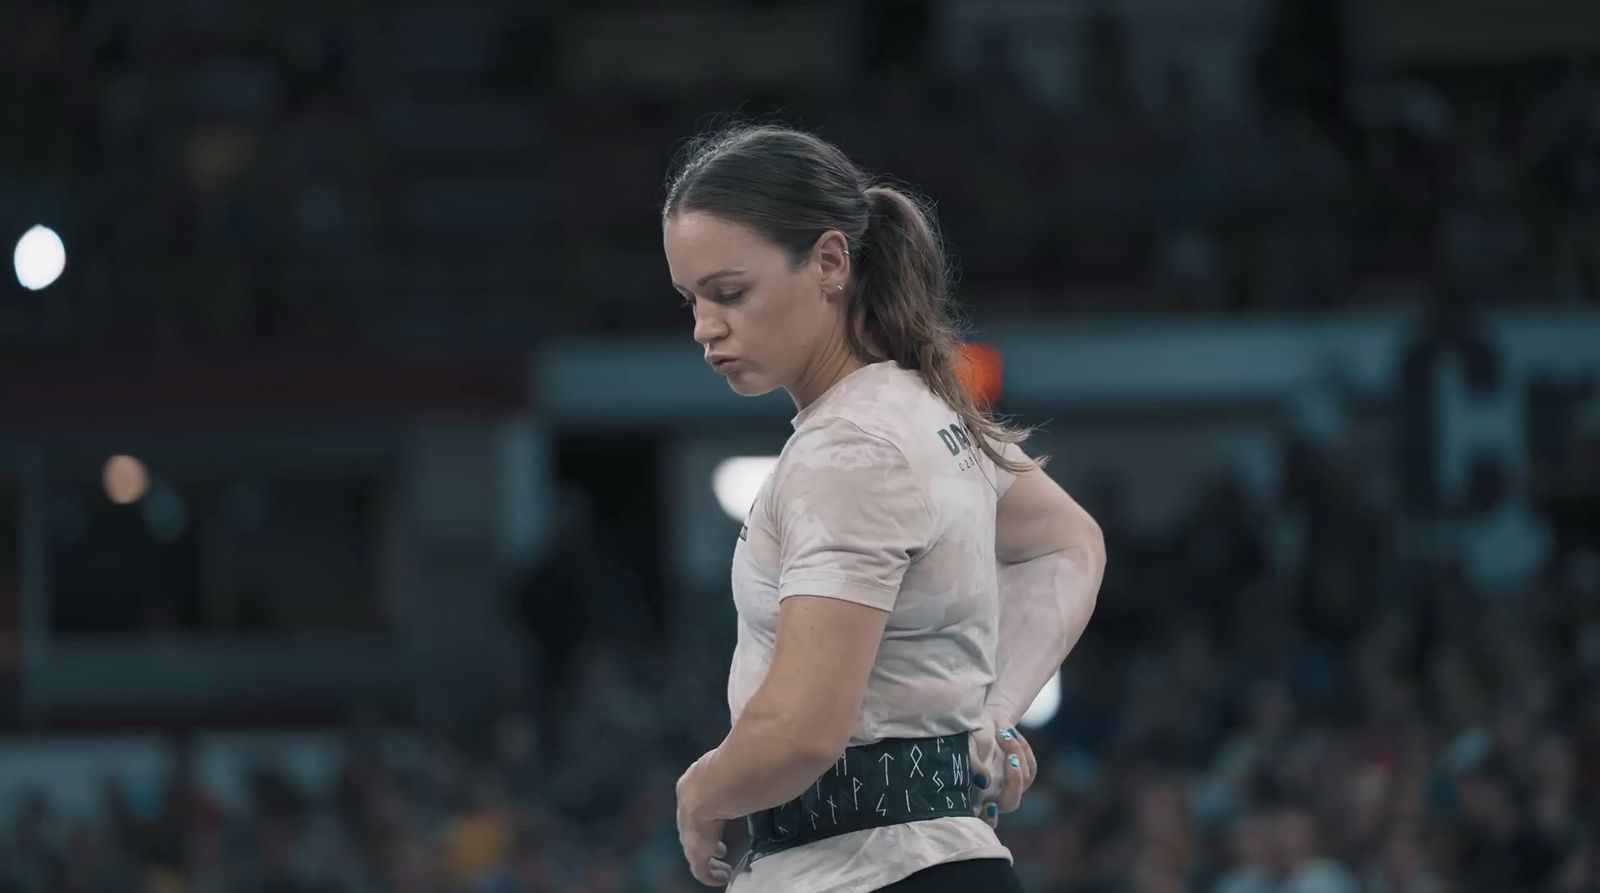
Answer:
[
  {"xmin": 728, "ymin": 283, "xmax": 820, "ymax": 381},
  {"xmin": 765, "ymin": 285, "xmax": 823, "ymax": 345},
  {"xmin": 742, "ymin": 289, "xmax": 802, "ymax": 351}
]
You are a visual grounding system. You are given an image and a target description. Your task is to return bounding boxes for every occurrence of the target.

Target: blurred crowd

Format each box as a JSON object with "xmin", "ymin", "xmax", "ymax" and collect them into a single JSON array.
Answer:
[
  {"xmin": 3, "ymin": 407, "xmax": 1597, "ymax": 893},
  {"xmin": 4, "ymin": 1, "xmax": 1599, "ymax": 350},
  {"xmin": 1002, "ymin": 427, "xmax": 1600, "ymax": 893}
]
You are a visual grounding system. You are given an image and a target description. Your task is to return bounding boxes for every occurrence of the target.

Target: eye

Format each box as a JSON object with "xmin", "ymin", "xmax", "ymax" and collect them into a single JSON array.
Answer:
[{"xmin": 716, "ymin": 290, "xmax": 745, "ymax": 304}]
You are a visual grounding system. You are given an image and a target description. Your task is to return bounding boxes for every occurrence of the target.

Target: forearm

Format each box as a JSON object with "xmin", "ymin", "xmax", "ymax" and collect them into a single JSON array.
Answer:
[
  {"xmin": 686, "ymin": 691, "xmax": 836, "ymax": 822},
  {"xmin": 985, "ymin": 538, "xmax": 1104, "ymax": 725}
]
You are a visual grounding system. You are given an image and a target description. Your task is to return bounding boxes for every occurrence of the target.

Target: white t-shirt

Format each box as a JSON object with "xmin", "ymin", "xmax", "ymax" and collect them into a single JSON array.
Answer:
[{"xmin": 726, "ymin": 361, "xmax": 1016, "ymax": 893}]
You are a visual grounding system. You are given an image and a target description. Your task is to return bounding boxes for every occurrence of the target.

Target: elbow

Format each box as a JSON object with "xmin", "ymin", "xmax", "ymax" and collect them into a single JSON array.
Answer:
[
  {"xmin": 1068, "ymin": 507, "xmax": 1107, "ymax": 579},
  {"xmin": 1087, "ymin": 516, "xmax": 1107, "ymax": 576},
  {"xmin": 750, "ymin": 695, "xmax": 852, "ymax": 775},
  {"xmin": 1075, "ymin": 506, "xmax": 1103, "ymax": 551},
  {"xmin": 792, "ymin": 734, "xmax": 848, "ymax": 775},
  {"xmin": 788, "ymin": 714, "xmax": 853, "ymax": 771},
  {"xmin": 782, "ymin": 700, "xmax": 858, "ymax": 772}
]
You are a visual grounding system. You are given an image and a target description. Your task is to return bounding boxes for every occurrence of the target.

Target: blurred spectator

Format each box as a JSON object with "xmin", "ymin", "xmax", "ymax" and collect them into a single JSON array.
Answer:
[
  {"xmin": 1451, "ymin": 759, "xmax": 1570, "ymax": 893},
  {"xmin": 1273, "ymin": 808, "xmax": 1359, "ymax": 893},
  {"xmin": 1212, "ymin": 812, "xmax": 1275, "ymax": 893},
  {"xmin": 1457, "ymin": 458, "xmax": 1553, "ymax": 595}
]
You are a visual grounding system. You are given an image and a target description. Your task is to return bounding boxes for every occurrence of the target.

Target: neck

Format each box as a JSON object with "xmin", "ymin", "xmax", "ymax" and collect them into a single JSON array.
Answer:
[{"xmin": 790, "ymin": 339, "xmax": 870, "ymax": 411}]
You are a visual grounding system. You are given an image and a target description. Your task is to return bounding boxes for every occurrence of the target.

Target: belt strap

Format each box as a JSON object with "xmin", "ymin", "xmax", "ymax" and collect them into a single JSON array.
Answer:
[{"xmin": 745, "ymin": 732, "xmax": 976, "ymax": 860}]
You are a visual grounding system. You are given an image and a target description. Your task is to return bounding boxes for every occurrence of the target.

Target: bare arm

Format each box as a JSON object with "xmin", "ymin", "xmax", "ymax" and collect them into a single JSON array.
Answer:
[
  {"xmin": 985, "ymin": 454, "xmax": 1106, "ymax": 727},
  {"xmin": 683, "ymin": 595, "xmax": 889, "ymax": 821}
]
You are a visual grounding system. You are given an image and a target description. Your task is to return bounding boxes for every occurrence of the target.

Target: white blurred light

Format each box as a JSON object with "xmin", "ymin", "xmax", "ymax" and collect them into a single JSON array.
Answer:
[
  {"xmin": 14, "ymin": 225, "xmax": 66, "ymax": 290},
  {"xmin": 712, "ymin": 456, "xmax": 779, "ymax": 522},
  {"xmin": 1018, "ymin": 671, "xmax": 1062, "ymax": 729},
  {"xmin": 103, "ymin": 455, "xmax": 150, "ymax": 505}
]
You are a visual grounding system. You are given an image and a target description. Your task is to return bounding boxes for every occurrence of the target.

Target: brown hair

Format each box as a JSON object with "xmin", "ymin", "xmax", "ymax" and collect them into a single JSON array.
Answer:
[{"xmin": 664, "ymin": 124, "xmax": 1038, "ymax": 475}]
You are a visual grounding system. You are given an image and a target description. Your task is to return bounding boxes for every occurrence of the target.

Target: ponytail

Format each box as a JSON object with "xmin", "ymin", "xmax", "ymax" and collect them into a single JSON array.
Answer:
[
  {"xmin": 663, "ymin": 123, "xmax": 1041, "ymax": 476},
  {"xmin": 853, "ymin": 185, "xmax": 1040, "ymax": 476}
]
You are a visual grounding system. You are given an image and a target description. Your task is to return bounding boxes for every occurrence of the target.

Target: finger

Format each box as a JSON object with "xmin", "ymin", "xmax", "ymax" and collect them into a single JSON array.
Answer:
[
  {"xmin": 1005, "ymin": 730, "xmax": 1036, "ymax": 794},
  {"xmin": 715, "ymin": 842, "xmax": 727, "ymax": 859},
  {"xmin": 970, "ymin": 736, "xmax": 1001, "ymax": 800},
  {"xmin": 998, "ymin": 751, "xmax": 1025, "ymax": 813},
  {"xmin": 994, "ymin": 727, "xmax": 1023, "ymax": 808},
  {"xmin": 969, "ymin": 763, "xmax": 994, "ymax": 820},
  {"xmin": 693, "ymin": 862, "xmax": 728, "ymax": 887},
  {"xmin": 1015, "ymin": 728, "xmax": 1037, "ymax": 783},
  {"xmin": 997, "ymin": 726, "xmax": 1037, "ymax": 805},
  {"xmin": 981, "ymin": 800, "xmax": 999, "ymax": 829}
]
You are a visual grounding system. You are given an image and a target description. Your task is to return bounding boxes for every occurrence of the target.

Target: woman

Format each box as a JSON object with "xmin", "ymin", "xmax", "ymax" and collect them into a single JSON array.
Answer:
[{"xmin": 666, "ymin": 125, "xmax": 1105, "ymax": 892}]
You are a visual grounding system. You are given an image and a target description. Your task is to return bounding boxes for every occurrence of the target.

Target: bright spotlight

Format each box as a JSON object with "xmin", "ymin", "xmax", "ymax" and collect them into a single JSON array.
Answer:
[
  {"xmin": 103, "ymin": 455, "xmax": 150, "ymax": 505},
  {"xmin": 1018, "ymin": 671, "xmax": 1061, "ymax": 730},
  {"xmin": 14, "ymin": 225, "xmax": 66, "ymax": 290},
  {"xmin": 712, "ymin": 456, "xmax": 779, "ymax": 522}
]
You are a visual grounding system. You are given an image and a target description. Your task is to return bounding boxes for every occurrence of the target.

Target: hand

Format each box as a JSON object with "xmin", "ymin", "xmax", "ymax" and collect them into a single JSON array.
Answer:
[
  {"xmin": 969, "ymin": 711, "xmax": 1037, "ymax": 829},
  {"xmin": 676, "ymin": 750, "xmax": 732, "ymax": 887}
]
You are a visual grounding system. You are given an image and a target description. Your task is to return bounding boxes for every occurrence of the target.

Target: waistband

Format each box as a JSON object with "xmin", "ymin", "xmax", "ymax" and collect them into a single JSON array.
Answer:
[{"xmin": 745, "ymin": 732, "xmax": 976, "ymax": 862}]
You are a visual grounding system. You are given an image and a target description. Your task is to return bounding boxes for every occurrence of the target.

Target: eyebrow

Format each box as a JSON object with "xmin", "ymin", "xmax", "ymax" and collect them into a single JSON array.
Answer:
[{"xmin": 673, "ymin": 268, "xmax": 746, "ymax": 291}]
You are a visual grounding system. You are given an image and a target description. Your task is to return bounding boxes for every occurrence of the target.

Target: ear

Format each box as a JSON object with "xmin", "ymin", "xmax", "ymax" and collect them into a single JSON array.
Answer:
[{"xmin": 811, "ymin": 229, "xmax": 852, "ymax": 296}]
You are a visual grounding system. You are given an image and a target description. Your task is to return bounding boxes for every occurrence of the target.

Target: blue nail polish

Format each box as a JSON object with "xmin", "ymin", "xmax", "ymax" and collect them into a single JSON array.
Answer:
[
  {"xmin": 1008, "ymin": 754, "xmax": 1021, "ymax": 769},
  {"xmin": 986, "ymin": 803, "xmax": 998, "ymax": 817},
  {"xmin": 999, "ymin": 729, "xmax": 1015, "ymax": 741},
  {"xmin": 974, "ymin": 772, "xmax": 988, "ymax": 789}
]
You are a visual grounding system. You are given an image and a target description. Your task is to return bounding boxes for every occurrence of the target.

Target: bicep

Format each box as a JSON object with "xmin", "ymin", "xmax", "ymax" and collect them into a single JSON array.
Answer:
[
  {"xmin": 761, "ymin": 595, "xmax": 890, "ymax": 757},
  {"xmin": 995, "ymin": 463, "xmax": 1100, "ymax": 564}
]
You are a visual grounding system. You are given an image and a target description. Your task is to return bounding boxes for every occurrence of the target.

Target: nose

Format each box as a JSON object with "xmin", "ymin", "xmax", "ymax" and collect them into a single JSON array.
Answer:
[{"xmin": 692, "ymin": 301, "xmax": 728, "ymax": 347}]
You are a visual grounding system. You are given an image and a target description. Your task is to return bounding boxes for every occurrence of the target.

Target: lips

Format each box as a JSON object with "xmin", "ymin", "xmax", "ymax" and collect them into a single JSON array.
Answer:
[{"xmin": 707, "ymin": 355, "xmax": 738, "ymax": 372}]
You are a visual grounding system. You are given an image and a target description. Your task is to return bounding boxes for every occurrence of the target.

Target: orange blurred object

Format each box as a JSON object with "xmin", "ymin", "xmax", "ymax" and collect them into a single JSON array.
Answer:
[
  {"xmin": 956, "ymin": 343, "xmax": 1003, "ymax": 408},
  {"xmin": 442, "ymin": 809, "xmax": 514, "ymax": 885}
]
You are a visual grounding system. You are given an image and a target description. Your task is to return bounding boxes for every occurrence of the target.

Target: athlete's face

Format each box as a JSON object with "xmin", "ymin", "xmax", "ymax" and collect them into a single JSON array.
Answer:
[{"xmin": 664, "ymin": 211, "xmax": 847, "ymax": 397}]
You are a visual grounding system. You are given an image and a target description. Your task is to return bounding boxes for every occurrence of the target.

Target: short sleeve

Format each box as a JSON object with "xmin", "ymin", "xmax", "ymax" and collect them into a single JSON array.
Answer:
[{"xmin": 775, "ymin": 418, "xmax": 935, "ymax": 612}]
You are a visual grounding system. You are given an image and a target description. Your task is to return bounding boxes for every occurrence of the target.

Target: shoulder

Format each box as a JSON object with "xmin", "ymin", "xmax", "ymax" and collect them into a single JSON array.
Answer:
[
  {"xmin": 775, "ymin": 413, "xmax": 930, "ymax": 512},
  {"xmin": 772, "ymin": 414, "xmax": 937, "ymax": 542},
  {"xmin": 783, "ymin": 413, "xmax": 909, "ymax": 474},
  {"xmin": 795, "ymin": 372, "xmax": 933, "ymax": 450}
]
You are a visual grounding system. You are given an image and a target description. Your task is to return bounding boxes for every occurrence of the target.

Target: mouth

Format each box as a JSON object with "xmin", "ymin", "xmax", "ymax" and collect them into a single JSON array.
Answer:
[{"xmin": 709, "ymin": 357, "xmax": 739, "ymax": 373}]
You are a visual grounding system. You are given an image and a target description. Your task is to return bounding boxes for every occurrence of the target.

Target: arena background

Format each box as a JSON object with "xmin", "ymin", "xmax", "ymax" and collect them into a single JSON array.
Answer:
[{"xmin": 2, "ymin": 1, "xmax": 1600, "ymax": 891}]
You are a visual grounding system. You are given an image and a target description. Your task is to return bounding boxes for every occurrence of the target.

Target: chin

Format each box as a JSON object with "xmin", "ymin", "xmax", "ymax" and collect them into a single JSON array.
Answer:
[{"xmin": 727, "ymin": 371, "xmax": 779, "ymax": 397}]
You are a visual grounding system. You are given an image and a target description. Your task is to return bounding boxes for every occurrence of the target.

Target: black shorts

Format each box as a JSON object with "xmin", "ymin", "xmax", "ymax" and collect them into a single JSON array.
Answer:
[{"xmin": 876, "ymin": 859, "xmax": 1023, "ymax": 892}]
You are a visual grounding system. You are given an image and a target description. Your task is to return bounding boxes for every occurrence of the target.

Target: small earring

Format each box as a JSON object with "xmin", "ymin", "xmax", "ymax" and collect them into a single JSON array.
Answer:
[{"xmin": 836, "ymin": 284, "xmax": 844, "ymax": 292}]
